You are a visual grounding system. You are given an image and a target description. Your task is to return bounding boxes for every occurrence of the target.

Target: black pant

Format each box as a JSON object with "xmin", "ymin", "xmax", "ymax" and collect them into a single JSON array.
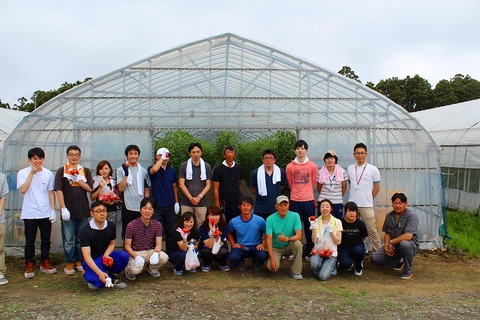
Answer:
[
  {"xmin": 153, "ymin": 206, "xmax": 178, "ymax": 254},
  {"xmin": 24, "ymin": 218, "xmax": 52, "ymax": 264},
  {"xmin": 121, "ymin": 207, "xmax": 140, "ymax": 240}
]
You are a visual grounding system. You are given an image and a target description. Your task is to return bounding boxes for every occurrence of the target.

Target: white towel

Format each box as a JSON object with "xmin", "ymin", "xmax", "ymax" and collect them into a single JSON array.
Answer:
[
  {"xmin": 186, "ymin": 158, "xmax": 207, "ymax": 181},
  {"xmin": 126, "ymin": 163, "xmax": 145, "ymax": 196},
  {"xmin": 257, "ymin": 164, "xmax": 281, "ymax": 196}
]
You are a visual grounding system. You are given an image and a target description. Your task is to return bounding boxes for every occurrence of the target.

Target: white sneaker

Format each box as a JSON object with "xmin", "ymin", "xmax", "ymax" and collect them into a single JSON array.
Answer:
[
  {"xmin": 0, "ymin": 275, "xmax": 8, "ymax": 285},
  {"xmin": 147, "ymin": 266, "xmax": 161, "ymax": 277},
  {"xmin": 354, "ymin": 269, "xmax": 363, "ymax": 276},
  {"xmin": 288, "ymin": 255, "xmax": 294, "ymax": 262}
]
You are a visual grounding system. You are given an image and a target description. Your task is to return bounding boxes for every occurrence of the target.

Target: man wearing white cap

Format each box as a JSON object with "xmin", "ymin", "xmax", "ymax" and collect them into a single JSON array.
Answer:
[
  {"xmin": 148, "ymin": 147, "xmax": 179, "ymax": 254},
  {"xmin": 265, "ymin": 195, "xmax": 303, "ymax": 280}
]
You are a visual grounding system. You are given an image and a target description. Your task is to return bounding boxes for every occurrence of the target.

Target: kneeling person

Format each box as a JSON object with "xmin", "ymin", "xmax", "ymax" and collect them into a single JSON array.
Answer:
[
  {"xmin": 80, "ymin": 201, "xmax": 129, "ymax": 289},
  {"xmin": 265, "ymin": 195, "xmax": 303, "ymax": 280},
  {"xmin": 124, "ymin": 197, "xmax": 169, "ymax": 280}
]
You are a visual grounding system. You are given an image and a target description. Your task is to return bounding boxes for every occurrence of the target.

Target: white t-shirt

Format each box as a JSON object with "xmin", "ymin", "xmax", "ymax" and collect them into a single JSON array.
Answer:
[
  {"xmin": 17, "ymin": 167, "xmax": 55, "ymax": 219},
  {"xmin": 314, "ymin": 217, "xmax": 343, "ymax": 257},
  {"xmin": 347, "ymin": 162, "xmax": 381, "ymax": 207}
]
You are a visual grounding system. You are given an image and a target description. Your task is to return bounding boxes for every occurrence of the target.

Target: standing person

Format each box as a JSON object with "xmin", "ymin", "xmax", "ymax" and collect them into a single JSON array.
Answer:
[
  {"xmin": 371, "ymin": 193, "xmax": 420, "ymax": 280},
  {"xmin": 90, "ymin": 160, "xmax": 120, "ymax": 223},
  {"xmin": 199, "ymin": 206, "xmax": 230, "ymax": 272},
  {"xmin": 346, "ymin": 142, "xmax": 381, "ymax": 251},
  {"xmin": 148, "ymin": 147, "xmax": 179, "ymax": 254},
  {"xmin": 80, "ymin": 201, "xmax": 129, "ymax": 289},
  {"xmin": 178, "ymin": 142, "xmax": 212, "ymax": 228},
  {"xmin": 285, "ymin": 140, "xmax": 318, "ymax": 259},
  {"xmin": 55, "ymin": 145, "xmax": 93, "ymax": 275},
  {"xmin": 250, "ymin": 149, "xmax": 287, "ymax": 221},
  {"xmin": 212, "ymin": 145, "xmax": 244, "ymax": 223},
  {"xmin": 169, "ymin": 211, "xmax": 201, "ymax": 275},
  {"xmin": 124, "ymin": 197, "xmax": 169, "ymax": 280},
  {"xmin": 0, "ymin": 171, "xmax": 8, "ymax": 285},
  {"xmin": 227, "ymin": 195, "xmax": 268, "ymax": 271},
  {"xmin": 337, "ymin": 201, "xmax": 368, "ymax": 276},
  {"xmin": 317, "ymin": 150, "xmax": 347, "ymax": 220},
  {"xmin": 17, "ymin": 147, "xmax": 57, "ymax": 279},
  {"xmin": 310, "ymin": 199, "xmax": 343, "ymax": 281},
  {"xmin": 265, "ymin": 196, "xmax": 303, "ymax": 280},
  {"xmin": 117, "ymin": 145, "xmax": 150, "ymax": 240}
]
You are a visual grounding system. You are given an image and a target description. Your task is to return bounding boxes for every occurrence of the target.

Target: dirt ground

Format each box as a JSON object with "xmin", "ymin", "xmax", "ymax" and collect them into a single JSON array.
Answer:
[{"xmin": 0, "ymin": 250, "xmax": 479, "ymax": 320}]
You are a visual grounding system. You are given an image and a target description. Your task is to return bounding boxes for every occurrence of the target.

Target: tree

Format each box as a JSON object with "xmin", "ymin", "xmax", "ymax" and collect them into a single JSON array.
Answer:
[
  {"xmin": 403, "ymin": 75, "xmax": 433, "ymax": 111},
  {"xmin": 0, "ymin": 99, "xmax": 10, "ymax": 109},
  {"xmin": 338, "ymin": 66, "xmax": 361, "ymax": 83},
  {"xmin": 373, "ymin": 77, "xmax": 406, "ymax": 107},
  {"xmin": 431, "ymin": 79, "xmax": 457, "ymax": 107}
]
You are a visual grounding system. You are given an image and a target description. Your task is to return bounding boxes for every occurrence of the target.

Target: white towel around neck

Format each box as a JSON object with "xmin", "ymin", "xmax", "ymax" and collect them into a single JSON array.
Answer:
[
  {"xmin": 257, "ymin": 164, "xmax": 281, "ymax": 196},
  {"xmin": 186, "ymin": 158, "xmax": 207, "ymax": 181},
  {"xmin": 126, "ymin": 163, "xmax": 144, "ymax": 196}
]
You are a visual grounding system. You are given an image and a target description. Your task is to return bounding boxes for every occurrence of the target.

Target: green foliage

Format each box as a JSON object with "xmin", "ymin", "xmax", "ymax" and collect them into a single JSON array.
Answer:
[
  {"xmin": 445, "ymin": 210, "xmax": 480, "ymax": 258},
  {"xmin": 214, "ymin": 131, "xmax": 239, "ymax": 166},
  {"xmin": 0, "ymin": 98, "xmax": 11, "ymax": 109},
  {"xmin": 338, "ymin": 66, "xmax": 361, "ymax": 83}
]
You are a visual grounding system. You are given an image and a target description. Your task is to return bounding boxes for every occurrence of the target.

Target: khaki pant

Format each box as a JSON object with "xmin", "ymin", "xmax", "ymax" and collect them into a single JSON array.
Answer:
[
  {"xmin": 358, "ymin": 207, "xmax": 381, "ymax": 251},
  {"xmin": 0, "ymin": 223, "xmax": 5, "ymax": 275},
  {"xmin": 181, "ymin": 205, "xmax": 207, "ymax": 228},
  {"xmin": 126, "ymin": 249, "xmax": 169, "ymax": 276},
  {"xmin": 266, "ymin": 240, "xmax": 303, "ymax": 275}
]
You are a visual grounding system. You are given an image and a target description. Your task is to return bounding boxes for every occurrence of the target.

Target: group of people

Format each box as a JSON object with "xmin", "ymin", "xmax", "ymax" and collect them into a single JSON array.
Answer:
[{"xmin": 0, "ymin": 139, "xmax": 420, "ymax": 288}]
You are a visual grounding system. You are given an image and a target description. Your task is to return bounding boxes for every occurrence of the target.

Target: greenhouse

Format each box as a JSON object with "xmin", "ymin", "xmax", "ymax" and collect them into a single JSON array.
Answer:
[
  {"xmin": 3, "ymin": 33, "xmax": 443, "ymax": 249},
  {"xmin": 413, "ymin": 99, "xmax": 480, "ymax": 212}
]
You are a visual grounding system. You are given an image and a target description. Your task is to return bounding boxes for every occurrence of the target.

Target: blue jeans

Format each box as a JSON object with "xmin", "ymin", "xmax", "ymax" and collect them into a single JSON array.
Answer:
[
  {"xmin": 82, "ymin": 250, "xmax": 129, "ymax": 288},
  {"xmin": 310, "ymin": 254, "xmax": 337, "ymax": 281},
  {"xmin": 61, "ymin": 218, "xmax": 88, "ymax": 263},
  {"xmin": 290, "ymin": 200, "xmax": 316, "ymax": 255},
  {"xmin": 337, "ymin": 243, "xmax": 365, "ymax": 272},
  {"xmin": 153, "ymin": 207, "xmax": 178, "ymax": 254},
  {"xmin": 227, "ymin": 245, "xmax": 268, "ymax": 266},
  {"xmin": 24, "ymin": 218, "xmax": 52, "ymax": 264}
]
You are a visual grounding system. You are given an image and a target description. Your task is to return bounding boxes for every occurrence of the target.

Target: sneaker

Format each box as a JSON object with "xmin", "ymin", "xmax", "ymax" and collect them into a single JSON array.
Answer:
[
  {"xmin": 40, "ymin": 259, "xmax": 57, "ymax": 274},
  {"xmin": 219, "ymin": 265, "xmax": 230, "ymax": 272},
  {"xmin": 354, "ymin": 269, "xmax": 363, "ymax": 276},
  {"xmin": 125, "ymin": 268, "xmax": 136, "ymax": 281},
  {"xmin": 87, "ymin": 283, "xmax": 99, "ymax": 290},
  {"xmin": 147, "ymin": 266, "xmax": 161, "ymax": 277},
  {"xmin": 253, "ymin": 262, "xmax": 262, "ymax": 272},
  {"xmin": 24, "ymin": 262, "xmax": 35, "ymax": 279},
  {"xmin": 345, "ymin": 263, "xmax": 354, "ymax": 272},
  {"xmin": 290, "ymin": 272, "xmax": 303, "ymax": 280},
  {"xmin": 237, "ymin": 262, "xmax": 246, "ymax": 272},
  {"xmin": 112, "ymin": 279, "xmax": 128, "ymax": 289},
  {"xmin": 304, "ymin": 256, "xmax": 310, "ymax": 262},
  {"xmin": 64, "ymin": 262, "xmax": 75, "ymax": 275},
  {"xmin": 288, "ymin": 255, "xmax": 294, "ymax": 262},
  {"xmin": 0, "ymin": 275, "xmax": 8, "ymax": 285},
  {"xmin": 393, "ymin": 261, "xmax": 405, "ymax": 271},
  {"xmin": 74, "ymin": 261, "xmax": 84, "ymax": 272},
  {"xmin": 173, "ymin": 267, "xmax": 184, "ymax": 276},
  {"xmin": 401, "ymin": 273, "xmax": 413, "ymax": 280},
  {"xmin": 187, "ymin": 268, "xmax": 197, "ymax": 273},
  {"xmin": 201, "ymin": 265, "xmax": 211, "ymax": 273}
]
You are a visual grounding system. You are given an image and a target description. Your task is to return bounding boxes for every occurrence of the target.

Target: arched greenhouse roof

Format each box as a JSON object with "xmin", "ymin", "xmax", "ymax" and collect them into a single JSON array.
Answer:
[{"xmin": 3, "ymin": 33, "xmax": 443, "ymax": 248}]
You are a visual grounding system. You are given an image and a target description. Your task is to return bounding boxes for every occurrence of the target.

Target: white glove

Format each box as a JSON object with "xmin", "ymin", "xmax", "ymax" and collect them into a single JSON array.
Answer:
[
  {"xmin": 325, "ymin": 224, "xmax": 334, "ymax": 233},
  {"xmin": 105, "ymin": 277, "xmax": 113, "ymax": 288},
  {"xmin": 49, "ymin": 209, "xmax": 57, "ymax": 223},
  {"xmin": 187, "ymin": 243, "xmax": 194, "ymax": 250},
  {"xmin": 309, "ymin": 219, "xmax": 317, "ymax": 230},
  {"xmin": 150, "ymin": 252, "xmax": 160, "ymax": 265},
  {"xmin": 174, "ymin": 202, "xmax": 180, "ymax": 214},
  {"xmin": 70, "ymin": 174, "xmax": 80, "ymax": 182},
  {"xmin": 61, "ymin": 208, "xmax": 70, "ymax": 221},
  {"xmin": 135, "ymin": 255, "xmax": 145, "ymax": 268}
]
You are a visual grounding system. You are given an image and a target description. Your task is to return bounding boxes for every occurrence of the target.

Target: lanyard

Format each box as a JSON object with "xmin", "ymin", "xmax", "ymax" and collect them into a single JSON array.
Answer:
[
  {"xmin": 328, "ymin": 174, "xmax": 336, "ymax": 187},
  {"xmin": 355, "ymin": 163, "xmax": 367, "ymax": 185}
]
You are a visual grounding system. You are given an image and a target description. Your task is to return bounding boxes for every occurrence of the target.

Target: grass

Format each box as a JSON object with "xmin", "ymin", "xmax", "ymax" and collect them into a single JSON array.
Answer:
[{"xmin": 444, "ymin": 209, "xmax": 480, "ymax": 258}]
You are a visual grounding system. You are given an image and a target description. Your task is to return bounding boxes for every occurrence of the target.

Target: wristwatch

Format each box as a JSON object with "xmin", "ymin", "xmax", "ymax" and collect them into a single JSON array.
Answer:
[
  {"xmin": 288, "ymin": 237, "xmax": 292, "ymax": 242},
  {"xmin": 389, "ymin": 239, "xmax": 393, "ymax": 245}
]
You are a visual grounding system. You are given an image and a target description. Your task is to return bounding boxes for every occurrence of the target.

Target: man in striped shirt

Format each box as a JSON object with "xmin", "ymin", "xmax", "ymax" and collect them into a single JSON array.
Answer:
[{"xmin": 124, "ymin": 197, "xmax": 169, "ymax": 280}]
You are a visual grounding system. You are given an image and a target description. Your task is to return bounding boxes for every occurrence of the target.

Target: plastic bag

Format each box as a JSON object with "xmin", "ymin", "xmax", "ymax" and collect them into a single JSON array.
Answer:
[
  {"xmin": 212, "ymin": 238, "xmax": 221, "ymax": 255},
  {"xmin": 185, "ymin": 244, "xmax": 200, "ymax": 270},
  {"xmin": 312, "ymin": 229, "xmax": 334, "ymax": 257},
  {"xmin": 98, "ymin": 185, "xmax": 120, "ymax": 204}
]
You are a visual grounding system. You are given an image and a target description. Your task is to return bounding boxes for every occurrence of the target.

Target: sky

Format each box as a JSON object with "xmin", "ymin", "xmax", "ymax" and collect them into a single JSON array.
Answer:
[{"xmin": 1, "ymin": 0, "xmax": 479, "ymax": 106}]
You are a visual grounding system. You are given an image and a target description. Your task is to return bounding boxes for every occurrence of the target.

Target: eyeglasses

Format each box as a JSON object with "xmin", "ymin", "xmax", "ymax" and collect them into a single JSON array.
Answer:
[
  {"xmin": 92, "ymin": 209, "xmax": 107, "ymax": 213},
  {"xmin": 263, "ymin": 156, "xmax": 275, "ymax": 160},
  {"xmin": 68, "ymin": 153, "xmax": 81, "ymax": 157}
]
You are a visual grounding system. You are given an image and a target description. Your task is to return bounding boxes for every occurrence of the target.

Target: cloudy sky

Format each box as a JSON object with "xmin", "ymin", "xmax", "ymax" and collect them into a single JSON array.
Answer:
[{"xmin": 1, "ymin": 0, "xmax": 479, "ymax": 106}]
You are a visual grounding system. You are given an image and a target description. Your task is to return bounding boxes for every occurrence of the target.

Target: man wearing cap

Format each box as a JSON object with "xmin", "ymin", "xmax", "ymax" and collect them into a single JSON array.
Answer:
[
  {"xmin": 212, "ymin": 145, "xmax": 244, "ymax": 223},
  {"xmin": 265, "ymin": 195, "xmax": 303, "ymax": 280},
  {"xmin": 148, "ymin": 147, "xmax": 179, "ymax": 254},
  {"xmin": 317, "ymin": 150, "xmax": 347, "ymax": 220}
]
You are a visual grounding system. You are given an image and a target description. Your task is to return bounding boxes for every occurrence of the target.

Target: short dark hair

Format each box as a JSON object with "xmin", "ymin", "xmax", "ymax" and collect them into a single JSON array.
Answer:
[
  {"xmin": 391, "ymin": 193, "xmax": 408, "ymax": 203},
  {"xmin": 238, "ymin": 195, "xmax": 254, "ymax": 207},
  {"xmin": 66, "ymin": 145, "xmax": 81, "ymax": 155},
  {"xmin": 344, "ymin": 201, "xmax": 359, "ymax": 213},
  {"xmin": 223, "ymin": 145, "xmax": 236, "ymax": 154},
  {"xmin": 176, "ymin": 211, "xmax": 197, "ymax": 229},
  {"xmin": 125, "ymin": 145, "xmax": 140, "ymax": 156},
  {"xmin": 90, "ymin": 200, "xmax": 106, "ymax": 211},
  {"xmin": 203, "ymin": 205, "xmax": 227, "ymax": 230},
  {"xmin": 188, "ymin": 142, "xmax": 202, "ymax": 153},
  {"xmin": 318, "ymin": 199, "xmax": 333, "ymax": 208},
  {"xmin": 140, "ymin": 197, "xmax": 156, "ymax": 210},
  {"xmin": 96, "ymin": 160, "xmax": 113, "ymax": 176},
  {"xmin": 294, "ymin": 140, "xmax": 308, "ymax": 150},
  {"xmin": 354, "ymin": 143, "xmax": 367, "ymax": 153},
  {"xmin": 28, "ymin": 147, "xmax": 45, "ymax": 159},
  {"xmin": 262, "ymin": 149, "xmax": 276, "ymax": 159},
  {"xmin": 323, "ymin": 152, "xmax": 338, "ymax": 164}
]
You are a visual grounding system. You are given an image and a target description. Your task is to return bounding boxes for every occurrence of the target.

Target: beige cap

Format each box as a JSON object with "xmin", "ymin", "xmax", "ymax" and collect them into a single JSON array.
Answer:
[
  {"xmin": 324, "ymin": 150, "xmax": 337, "ymax": 158},
  {"xmin": 276, "ymin": 195, "xmax": 289, "ymax": 204}
]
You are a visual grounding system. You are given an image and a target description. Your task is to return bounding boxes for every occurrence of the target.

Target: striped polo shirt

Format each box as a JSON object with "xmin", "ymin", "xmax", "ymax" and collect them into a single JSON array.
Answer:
[{"xmin": 125, "ymin": 217, "xmax": 162, "ymax": 251}]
